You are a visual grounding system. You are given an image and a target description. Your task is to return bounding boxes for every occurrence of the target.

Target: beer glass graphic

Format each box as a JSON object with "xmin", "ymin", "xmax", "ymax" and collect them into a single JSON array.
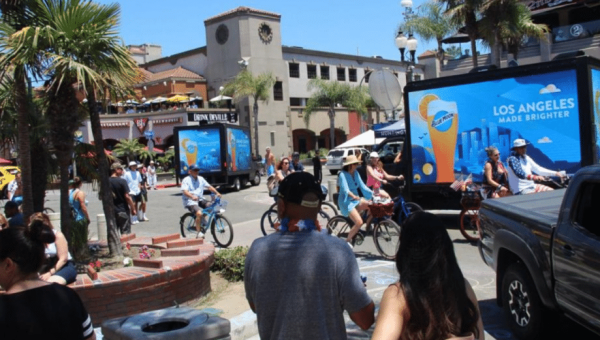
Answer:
[
  {"xmin": 427, "ymin": 99, "xmax": 459, "ymax": 183},
  {"xmin": 182, "ymin": 138, "xmax": 198, "ymax": 167}
]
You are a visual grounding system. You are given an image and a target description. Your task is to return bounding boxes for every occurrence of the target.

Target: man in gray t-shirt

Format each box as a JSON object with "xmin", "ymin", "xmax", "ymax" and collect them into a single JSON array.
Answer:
[{"xmin": 244, "ymin": 172, "xmax": 374, "ymax": 339}]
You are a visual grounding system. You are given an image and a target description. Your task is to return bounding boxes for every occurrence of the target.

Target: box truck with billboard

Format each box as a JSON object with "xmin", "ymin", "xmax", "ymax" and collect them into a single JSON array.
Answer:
[
  {"xmin": 377, "ymin": 56, "xmax": 600, "ymax": 209},
  {"xmin": 173, "ymin": 123, "xmax": 261, "ymax": 191}
]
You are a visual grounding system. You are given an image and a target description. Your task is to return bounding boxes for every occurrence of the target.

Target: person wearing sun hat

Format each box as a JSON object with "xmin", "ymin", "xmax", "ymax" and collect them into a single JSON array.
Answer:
[
  {"xmin": 244, "ymin": 172, "xmax": 375, "ymax": 339},
  {"xmin": 338, "ymin": 155, "xmax": 373, "ymax": 248},
  {"xmin": 506, "ymin": 138, "xmax": 565, "ymax": 195},
  {"xmin": 366, "ymin": 151, "xmax": 403, "ymax": 199}
]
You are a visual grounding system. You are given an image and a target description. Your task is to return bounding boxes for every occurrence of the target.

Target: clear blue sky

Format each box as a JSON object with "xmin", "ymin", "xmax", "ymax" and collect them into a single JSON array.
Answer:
[{"xmin": 94, "ymin": 0, "xmax": 454, "ymax": 61}]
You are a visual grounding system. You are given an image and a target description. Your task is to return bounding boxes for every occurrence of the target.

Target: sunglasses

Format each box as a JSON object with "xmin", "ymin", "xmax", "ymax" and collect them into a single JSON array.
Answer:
[{"xmin": 494, "ymin": 153, "xmax": 500, "ymax": 156}]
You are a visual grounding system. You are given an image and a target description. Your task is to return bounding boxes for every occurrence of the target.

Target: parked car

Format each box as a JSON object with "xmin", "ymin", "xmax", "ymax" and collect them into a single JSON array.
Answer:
[
  {"xmin": 479, "ymin": 165, "xmax": 600, "ymax": 339},
  {"xmin": 326, "ymin": 148, "xmax": 368, "ymax": 175},
  {"xmin": 0, "ymin": 166, "xmax": 20, "ymax": 199}
]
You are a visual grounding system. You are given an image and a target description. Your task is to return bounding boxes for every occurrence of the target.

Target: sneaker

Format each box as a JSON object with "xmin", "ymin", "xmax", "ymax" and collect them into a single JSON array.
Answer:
[
  {"xmin": 142, "ymin": 214, "xmax": 149, "ymax": 221},
  {"xmin": 196, "ymin": 231, "xmax": 205, "ymax": 239}
]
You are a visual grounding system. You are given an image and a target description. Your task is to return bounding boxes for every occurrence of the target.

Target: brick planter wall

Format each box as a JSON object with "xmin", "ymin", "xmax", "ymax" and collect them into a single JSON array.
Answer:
[{"xmin": 70, "ymin": 243, "xmax": 214, "ymax": 326}]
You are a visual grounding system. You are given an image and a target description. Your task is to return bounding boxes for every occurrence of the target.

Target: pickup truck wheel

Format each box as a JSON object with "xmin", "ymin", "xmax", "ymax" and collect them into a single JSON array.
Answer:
[
  {"xmin": 232, "ymin": 177, "xmax": 241, "ymax": 192},
  {"xmin": 502, "ymin": 263, "xmax": 544, "ymax": 340},
  {"xmin": 251, "ymin": 171, "xmax": 261, "ymax": 186}
]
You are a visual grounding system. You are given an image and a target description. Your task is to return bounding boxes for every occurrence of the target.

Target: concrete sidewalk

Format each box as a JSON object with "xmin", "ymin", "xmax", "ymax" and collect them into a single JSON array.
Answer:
[{"xmin": 227, "ymin": 257, "xmax": 496, "ymax": 340}]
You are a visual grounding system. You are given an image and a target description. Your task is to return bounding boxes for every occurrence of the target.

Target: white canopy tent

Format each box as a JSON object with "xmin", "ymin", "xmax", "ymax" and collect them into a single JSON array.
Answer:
[{"xmin": 335, "ymin": 130, "xmax": 384, "ymax": 149}]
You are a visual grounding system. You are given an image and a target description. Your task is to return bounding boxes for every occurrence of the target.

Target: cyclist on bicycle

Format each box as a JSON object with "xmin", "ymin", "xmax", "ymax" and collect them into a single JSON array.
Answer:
[{"xmin": 181, "ymin": 165, "xmax": 221, "ymax": 238}]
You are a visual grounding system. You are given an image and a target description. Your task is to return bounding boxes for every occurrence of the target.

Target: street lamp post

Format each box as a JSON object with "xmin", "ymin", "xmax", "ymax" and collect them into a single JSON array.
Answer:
[{"xmin": 396, "ymin": 0, "xmax": 419, "ymax": 83}]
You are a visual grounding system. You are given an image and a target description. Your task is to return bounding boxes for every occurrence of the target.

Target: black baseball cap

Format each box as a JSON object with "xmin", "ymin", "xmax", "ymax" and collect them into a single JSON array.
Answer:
[
  {"xmin": 277, "ymin": 172, "xmax": 325, "ymax": 208},
  {"xmin": 189, "ymin": 165, "xmax": 200, "ymax": 171}
]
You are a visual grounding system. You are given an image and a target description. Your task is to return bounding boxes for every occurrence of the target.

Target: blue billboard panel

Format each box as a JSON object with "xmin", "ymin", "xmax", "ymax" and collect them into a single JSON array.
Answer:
[
  {"xmin": 177, "ymin": 128, "xmax": 221, "ymax": 176},
  {"xmin": 592, "ymin": 68, "xmax": 600, "ymax": 163},
  {"xmin": 226, "ymin": 127, "xmax": 251, "ymax": 171},
  {"xmin": 408, "ymin": 70, "xmax": 581, "ymax": 184}
]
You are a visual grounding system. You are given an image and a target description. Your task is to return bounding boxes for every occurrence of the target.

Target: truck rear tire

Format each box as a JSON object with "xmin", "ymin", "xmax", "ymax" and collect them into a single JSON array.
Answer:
[
  {"xmin": 232, "ymin": 177, "xmax": 241, "ymax": 192},
  {"xmin": 240, "ymin": 178, "xmax": 248, "ymax": 188},
  {"xmin": 251, "ymin": 171, "xmax": 261, "ymax": 186},
  {"xmin": 502, "ymin": 263, "xmax": 546, "ymax": 340}
]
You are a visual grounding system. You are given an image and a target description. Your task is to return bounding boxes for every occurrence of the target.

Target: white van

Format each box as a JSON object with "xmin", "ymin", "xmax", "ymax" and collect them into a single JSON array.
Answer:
[{"xmin": 326, "ymin": 148, "xmax": 369, "ymax": 175}]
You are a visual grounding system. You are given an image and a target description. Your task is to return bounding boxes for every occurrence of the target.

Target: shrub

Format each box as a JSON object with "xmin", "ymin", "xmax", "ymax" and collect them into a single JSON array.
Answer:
[{"xmin": 211, "ymin": 246, "xmax": 248, "ymax": 282}]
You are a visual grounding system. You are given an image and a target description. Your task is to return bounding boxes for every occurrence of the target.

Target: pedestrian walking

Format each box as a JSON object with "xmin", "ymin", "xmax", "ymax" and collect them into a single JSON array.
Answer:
[
  {"xmin": 147, "ymin": 160, "xmax": 158, "ymax": 190},
  {"xmin": 138, "ymin": 163, "xmax": 149, "ymax": 222},
  {"xmin": 244, "ymin": 172, "xmax": 375, "ymax": 339},
  {"xmin": 124, "ymin": 161, "xmax": 142, "ymax": 225},
  {"xmin": 312, "ymin": 148, "xmax": 322, "ymax": 184},
  {"xmin": 110, "ymin": 163, "xmax": 136, "ymax": 234}
]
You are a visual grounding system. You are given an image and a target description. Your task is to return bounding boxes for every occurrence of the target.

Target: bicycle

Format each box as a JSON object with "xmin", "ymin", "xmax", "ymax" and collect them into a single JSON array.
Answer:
[
  {"xmin": 459, "ymin": 190, "xmax": 482, "ymax": 242},
  {"xmin": 179, "ymin": 196, "xmax": 234, "ymax": 248},
  {"xmin": 327, "ymin": 184, "xmax": 422, "ymax": 259},
  {"xmin": 260, "ymin": 201, "xmax": 335, "ymax": 236}
]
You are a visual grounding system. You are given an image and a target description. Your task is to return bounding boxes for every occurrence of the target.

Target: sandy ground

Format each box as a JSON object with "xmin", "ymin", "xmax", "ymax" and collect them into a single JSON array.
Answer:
[{"xmin": 191, "ymin": 271, "xmax": 248, "ymax": 319}]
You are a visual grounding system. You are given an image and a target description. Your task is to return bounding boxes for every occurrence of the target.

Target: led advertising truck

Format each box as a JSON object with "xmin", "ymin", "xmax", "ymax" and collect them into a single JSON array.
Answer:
[
  {"xmin": 398, "ymin": 56, "xmax": 600, "ymax": 209},
  {"xmin": 174, "ymin": 123, "xmax": 261, "ymax": 191}
]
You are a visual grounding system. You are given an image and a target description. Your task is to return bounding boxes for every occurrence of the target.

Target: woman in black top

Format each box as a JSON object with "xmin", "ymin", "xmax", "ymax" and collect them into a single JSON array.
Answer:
[
  {"xmin": 0, "ymin": 220, "xmax": 95, "ymax": 339},
  {"xmin": 482, "ymin": 146, "xmax": 510, "ymax": 198}
]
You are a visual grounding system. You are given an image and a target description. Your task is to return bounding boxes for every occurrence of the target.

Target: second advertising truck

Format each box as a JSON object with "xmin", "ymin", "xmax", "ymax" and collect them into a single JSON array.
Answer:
[
  {"xmin": 173, "ymin": 123, "xmax": 261, "ymax": 191},
  {"xmin": 380, "ymin": 56, "xmax": 600, "ymax": 209}
]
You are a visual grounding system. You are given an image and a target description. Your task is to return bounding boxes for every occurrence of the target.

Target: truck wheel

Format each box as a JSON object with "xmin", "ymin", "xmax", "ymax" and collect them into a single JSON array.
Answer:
[
  {"xmin": 329, "ymin": 170, "xmax": 338, "ymax": 175},
  {"xmin": 240, "ymin": 178, "xmax": 248, "ymax": 188},
  {"xmin": 502, "ymin": 263, "xmax": 545, "ymax": 340},
  {"xmin": 232, "ymin": 177, "xmax": 241, "ymax": 192},
  {"xmin": 251, "ymin": 171, "xmax": 261, "ymax": 186},
  {"xmin": 2, "ymin": 186, "xmax": 7, "ymax": 199}
]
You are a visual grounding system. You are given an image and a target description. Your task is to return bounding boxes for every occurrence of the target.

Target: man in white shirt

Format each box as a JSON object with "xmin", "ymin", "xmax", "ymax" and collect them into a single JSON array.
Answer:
[
  {"xmin": 124, "ymin": 161, "xmax": 142, "ymax": 224},
  {"xmin": 181, "ymin": 165, "xmax": 221, "ymax": 238},
  {"xmin": 147, "ymin": 160, "xmax": 158, "ymax": 190},
  {"xmin": 506, "ymin": 139, "xmax": 565, "ymax": 195}
]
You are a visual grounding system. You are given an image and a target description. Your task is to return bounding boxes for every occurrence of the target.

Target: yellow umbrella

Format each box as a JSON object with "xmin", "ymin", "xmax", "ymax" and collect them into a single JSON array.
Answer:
[{"xmin": 167, "ymin": 95, "xmax": 189, "ymax": 103}]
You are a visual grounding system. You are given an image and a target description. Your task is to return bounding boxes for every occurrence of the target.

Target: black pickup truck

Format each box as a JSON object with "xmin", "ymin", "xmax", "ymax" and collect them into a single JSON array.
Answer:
[{"xmin": 478, "ymin": 165, "xmax": 600, "ymax": 339}]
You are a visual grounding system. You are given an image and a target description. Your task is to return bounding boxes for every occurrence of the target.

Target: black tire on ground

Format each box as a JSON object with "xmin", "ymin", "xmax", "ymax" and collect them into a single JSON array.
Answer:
[
  {"xmin": 502, "ymin": 263, "xmax": 546, "ymax": 340},
  {"xmin": 179, "ymin": 213, "xmax": 196, "ymax": 238},
  {"xmin": 251, "ymin": 171, "xmax": 261, "ymax": 186},
  {"xmin": 326, "ymin": 215, "xmax": 352, "ymax": 240},
  {"xmin": 211, "ymin": 215, "xmax": 233, "ymax": 248},
  {"xmin": 232, "ymin": 177, "xmax": 241, "ymax": 192},
  {"xmin": 459, "ymin": 208, "xmax": 481, "ymax": 242},
  {"xmin": 260, "ymin": 208, "xmax": 279, "ymax": 236},
  {"xmin": 240, "ymin": 178, "xmax": 248, "ymax": 188},
  {"xmin": 373, "ymin": 220, "xmax": 401, "ymax": 260},
  {"xmin": 329, "ymin": 170, "xmax": 338, "ymax": 175}
]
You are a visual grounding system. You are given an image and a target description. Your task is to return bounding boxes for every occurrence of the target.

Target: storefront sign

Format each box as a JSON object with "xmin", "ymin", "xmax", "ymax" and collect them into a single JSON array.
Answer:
[
  {"xmin": 134, "ymin": 118, "xmax": 149, "ymax": 134},
  {"xmin": 188, "ymin": 112, "xmax": 238, "ymax": 124}
]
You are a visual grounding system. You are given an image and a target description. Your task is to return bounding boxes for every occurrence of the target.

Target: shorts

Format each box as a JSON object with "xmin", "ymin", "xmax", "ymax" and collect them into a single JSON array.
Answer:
[
  {"xmin": 131, "ymin": 193, "xmax": 142, "ymax": 203},
  {"xmin": 54, "ymin": 260, "xmax": 77, "ymax": 285},
  {"xmin": 186, "ymin": 201, "xmax": 209, "ymax": 214},
  {"xmin": 140, "ymin": 190, "xmax": 148, "ymax": 203},
  {"xmin": 116, "ymin": 211, "xmax": 131, "ymax": 234}
]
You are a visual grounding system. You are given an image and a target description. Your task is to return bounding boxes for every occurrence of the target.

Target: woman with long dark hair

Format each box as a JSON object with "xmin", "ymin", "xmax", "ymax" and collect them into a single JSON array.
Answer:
[
  {"xmin": 0, "ymin": 221, "xmax": 95, "ymax": 339},
  {"xmin": 372, "ymin": 211, "xmax": 483, "ymax": 340}
]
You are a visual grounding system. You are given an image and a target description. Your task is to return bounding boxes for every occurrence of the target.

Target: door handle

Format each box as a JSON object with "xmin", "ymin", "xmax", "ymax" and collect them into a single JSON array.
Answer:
[{"xmin": 562, "ymin": 244, "xmax": 576, "ymax": 257}]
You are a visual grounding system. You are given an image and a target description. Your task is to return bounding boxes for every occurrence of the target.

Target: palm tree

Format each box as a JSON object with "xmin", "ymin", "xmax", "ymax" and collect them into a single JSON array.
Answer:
[
  {"xmin": 222, "ymin": 70, "xmax": 275, "ymax": 157},
  {"xmin": 441, "ymin": 0, "xmax": 484, "ymax": 68},
  {"xmin": 401, "ymin": 1, "xmax": 458, "ymax": 62},
  {"xmin": 112, "ymin": 138, "xmax": 144, "ymax": 163},
  {"xmin": 303, "ymin": 79, "xmax": 367, "ymax": 149},
  {"xmin": 445, "ymin": 45, "xmax": 463, "ymax": 59},
  {"xmin": 479, "ymin": 0, "xmax": 547, "ymax": 67},
  {"xmin": 0, "ymin": 0, "xmax": 42, "ymax": 218}
]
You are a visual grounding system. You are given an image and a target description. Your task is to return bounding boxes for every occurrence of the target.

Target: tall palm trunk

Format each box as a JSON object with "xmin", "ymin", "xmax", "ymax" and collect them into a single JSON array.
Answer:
[
  {"xmin": 253, "ymin": 100, "xmax": 259, "ymax": 157},
  {"xmin": 14, "ymin": 68, "xmax": 33, "ymax": 218},
  {"xmin": 466, "ymin": 11, "xmax": 479, "ymax": 68},
  {"xmin": 87, "ymin": 93, "xmax": 122, "ymax": 256},
  {"xmin": 328, "ymin": 106, "xmax": 336, "ymax": 149}
]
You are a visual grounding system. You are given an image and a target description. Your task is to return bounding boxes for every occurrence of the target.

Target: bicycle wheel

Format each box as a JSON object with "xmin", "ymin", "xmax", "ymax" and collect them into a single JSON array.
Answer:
[
  {"xmin": 320, "ymin": 201, "xmax": 339, "ymax": 217},
  {"xmin": 316, "ymin": 210, "xmax": 330, "ymax": 230},
  {"xmin": 43, "ymin": 207, "xmax": 55, "ymax": 214},
  {"xmin": 211, "ymin": 215, "xmax": 234, "ymax": 248},
  {"xmin": 373, "ymin": 220, "xmax": 401, "ymax": 260},
  {"xmin": 459, "ymin": 208, "xmax": 481, "ymax": 242},
  {"xmin": 326, "ymin": 215, "xmax": 352, "ymax": 240},
  {"xmin": 260, "ymin": 208, "xmax": 279, "ymax": 236},
  {"xmin": 405, "ymin": 202, "xmax": 423, "ymax": 214},
  {"xmin": 179, "ymin": 213, "xmax": 197, "ymax": 238}
]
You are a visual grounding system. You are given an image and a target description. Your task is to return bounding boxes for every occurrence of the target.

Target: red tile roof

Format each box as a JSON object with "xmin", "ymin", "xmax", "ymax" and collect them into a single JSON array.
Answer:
[
  {"xmin": 204, "ymin": 6, "xmax": 280, "ymax": 24},
  {"xmin": 140, "ymin": 67, "xmax": 205, "ymax": 84}
]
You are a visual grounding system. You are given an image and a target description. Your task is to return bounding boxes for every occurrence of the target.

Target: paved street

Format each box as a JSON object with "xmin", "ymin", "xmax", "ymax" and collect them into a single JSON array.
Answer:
[{"xmin": 41, "ymin": 170, "xmax": 595, "ymax": 339}]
